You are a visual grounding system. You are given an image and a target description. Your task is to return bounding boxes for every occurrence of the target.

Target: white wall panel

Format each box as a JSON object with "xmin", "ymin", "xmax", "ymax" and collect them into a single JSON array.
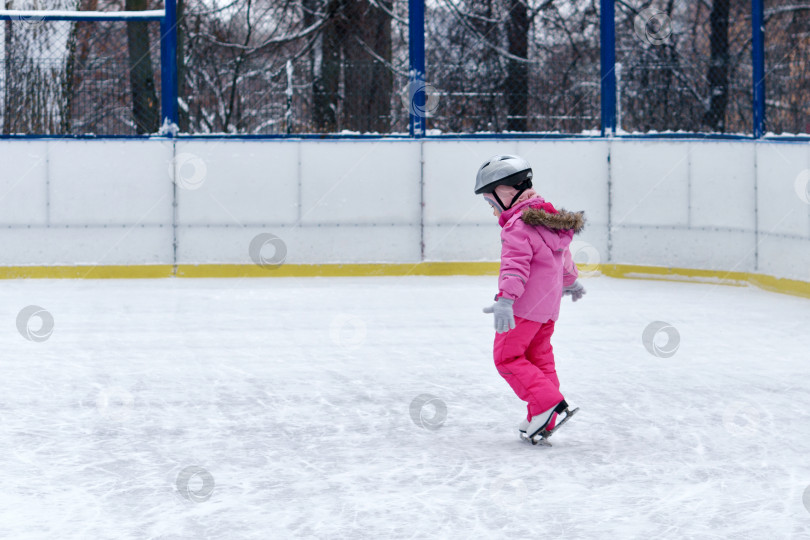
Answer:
[
  {"xmin": 516, "ymin": 140, "xmax": 609, "ymax": 224},
  {"xmin": 0, "ymin": 138, "xmax": 808, "ymax": 287},
  {"xmin": 571, "ymin": 225, "xmax": 610, "ymax": 270},
  {"xmin": 299, "ymin": 141, "xmax": 420, "ymax": 225},
  {"xmin": 0, "ymin": 141, "xmax": 48, "ymax": 225},
  {"xmin": 423, "ymin": 140, "xmax": 517, "ymax": 225},
  {"xmin": 177, "ymin": 225, "xmax": 420, "ymax": 264},
  {"xmin": 176, "ymin": 140, "xmax": 299, "ymax": 225},
  {"xmin": 689, "ymin": 142, "xmax": 756, "ymax": 230},
  {"xmin": 423, "ymin": 222, "xmax": 608, "ymax": 265},
  {"xmin": 756, "ymin": 142, "xmax": 810, "ymax": 238},
  {"xmin": 48, "ymin": 140, "xmax": 173, "ymax": 226},
  {"xmin": 611, "ymin": 141, "xmax": 690, "ymax": 227},
  {"xmin": 423, "ymin": 223, "xmax": 501, "ymax": 261},
  {"xmin": 757, "ymin": 234, "xmax": 810, "ymax": 282},
  {"xmin": 0, "ymin": 226, "xmax": 173, "ymax": 266},
  {"xmin": 611, "ymin": 227, "xmax": 757, "ymax": 272}
]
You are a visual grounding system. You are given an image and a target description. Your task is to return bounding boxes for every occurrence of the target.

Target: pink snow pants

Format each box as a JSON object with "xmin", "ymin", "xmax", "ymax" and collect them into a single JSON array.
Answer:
[{"xmin": 493, "ymin": 316, "xmax": 564, "ymax": 426}]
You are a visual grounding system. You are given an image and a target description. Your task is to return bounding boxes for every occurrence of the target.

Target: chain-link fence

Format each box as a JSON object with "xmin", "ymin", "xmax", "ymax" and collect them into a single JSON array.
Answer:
[
  {"xmin": 1, "ymin": 0, "xmax": 808, "ymax": 136},
  {"xmin": 764, "ymin": 0, "xmax": 810, "ymax": 135},
  {"xmin": 1, "ymin": 3, "xmax": 163, "ymax": 136},
  {"xmin": 615, "ymin": 0, "xmax": 752, "ymax": 134},
  {"xmin": 424, "ymin": 0, "xmax": 600, "ymax": 134},
  {"xmin": 176, "ymin": 0, "xmax": 409, "ymax": 134}
]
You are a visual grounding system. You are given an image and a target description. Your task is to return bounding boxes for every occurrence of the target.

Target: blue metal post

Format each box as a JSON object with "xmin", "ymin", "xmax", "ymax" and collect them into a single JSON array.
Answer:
[
  {"xmin": 408, "ymin": 0, "xmax": 426, "ymax": 137},
  {"xmin": 751, "ymin": 0, "xmax": 765, "ymax": 138},
  {"xmin": 160, "ymin": 0, "xmax": 179, "ymax": 131},
  {"xmin": 600, "ymin": 0, "xmax": 616, "ymax": 136}
]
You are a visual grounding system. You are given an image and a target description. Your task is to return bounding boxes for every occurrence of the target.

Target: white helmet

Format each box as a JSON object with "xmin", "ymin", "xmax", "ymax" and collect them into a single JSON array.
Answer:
[{"xmin": 474, "ymin": 154, "xmax": 533, "ymax": 209}]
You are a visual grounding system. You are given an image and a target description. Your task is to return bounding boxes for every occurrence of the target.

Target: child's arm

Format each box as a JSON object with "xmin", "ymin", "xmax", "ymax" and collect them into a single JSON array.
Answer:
[
  {"xmin": 562, "ymin": 247, "xmax": 579, "ymax": 288},
  {"xmin": 498, "ymin": 226, "xmax": 533, "ymax": 301},
  {"xmin": 562, "ymin": 247, "xmax": 586, "ymax": 302}
]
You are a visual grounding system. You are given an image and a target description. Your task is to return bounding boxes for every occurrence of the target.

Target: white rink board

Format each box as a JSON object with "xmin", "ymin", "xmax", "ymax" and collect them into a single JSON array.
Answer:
[
  {"xmin": 0, "ymin": 140, "xmax": 173, "ymax": 266},
  {"xmin": 0, "ymin": 140, "xmax": 49, "ymax": 225},
  {"xmin": 756, "ymin": 142, "xmax": 810, "ymax": 238},
  {"xmin": 175, "ymin": 140, "xmax": 299, "ymax": 225},
  {"xmin": 0, "ymin": 138, "xmax": 809, "ymax": 281},
  {"xmin": 299, "ymin": 140, "xmax": 421, "ymax": 225},
  {"xmin": 47, "ymin": 140, "xmax": 173, "ymax": 226},
  {"xmin": 610, "ymin": 227, "xmax": 757, "ymax": 272},
  {"xmin": 176, "ymin": 225, "xmax": 421, "ymax": 265},
  {"xmin": 610, "ymin": 140, "xmax": 691, "ymax": 227},
  {"xmin": 689, "ymin": 141, "xmax": 756, "ymax": 231},
  {"xmin": 515, "ymin": 140, "xmax": 609, "ymax": 225},
  {"xmin": 422, "ymin": 140, "xmax": 516, "ymax": 226}
]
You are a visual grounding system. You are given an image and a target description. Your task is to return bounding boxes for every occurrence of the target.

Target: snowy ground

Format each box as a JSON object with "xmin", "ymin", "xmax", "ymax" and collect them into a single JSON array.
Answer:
[{"xmin": 1, "ymin": 275, "xmax": 809, "ymax": 539}]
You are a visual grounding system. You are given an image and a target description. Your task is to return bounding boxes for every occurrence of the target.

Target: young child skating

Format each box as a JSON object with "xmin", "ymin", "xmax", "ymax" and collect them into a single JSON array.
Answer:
[{"xmin": 475, "ymin": 155, "xmax": 586, "ymax": 446}]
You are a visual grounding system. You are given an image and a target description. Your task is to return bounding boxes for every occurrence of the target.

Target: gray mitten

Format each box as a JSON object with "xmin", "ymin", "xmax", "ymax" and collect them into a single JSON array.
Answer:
[
  {"xmin": 483, "ymin": 296, "xmax": 516, "ymax": 333},
  {"xmin": 563, "ymin": 280, "xmax": 586, "ymax": 302}
]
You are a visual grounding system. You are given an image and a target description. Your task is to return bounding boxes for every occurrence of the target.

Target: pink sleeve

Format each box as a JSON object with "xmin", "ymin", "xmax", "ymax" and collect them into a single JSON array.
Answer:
[
  {"xmin": 562, "ymin": 247, "xmax": 579, "ymax": 287},
  {"xmin": 498, "ymin": 225, "xmax": 532, "ymax": 300}
]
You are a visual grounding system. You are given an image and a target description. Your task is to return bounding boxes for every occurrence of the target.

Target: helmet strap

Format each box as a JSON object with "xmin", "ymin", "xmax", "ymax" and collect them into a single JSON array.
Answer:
[
  {"xmin": 491, "ymin": 191, "xmax": 508, "ymax": 211},
  {"xmin": 496, "ymin": 178, "xmax": 533, "ymax": 210},
  {"xmin": 507, "ymin": 188, "xmax": 527, "ymax": 209}
]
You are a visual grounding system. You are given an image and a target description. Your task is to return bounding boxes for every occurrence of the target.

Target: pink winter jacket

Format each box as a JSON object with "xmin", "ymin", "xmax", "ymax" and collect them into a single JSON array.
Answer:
[{"xmin": 497, "ymin": 197, "xmax": 586, "ymax": 324}]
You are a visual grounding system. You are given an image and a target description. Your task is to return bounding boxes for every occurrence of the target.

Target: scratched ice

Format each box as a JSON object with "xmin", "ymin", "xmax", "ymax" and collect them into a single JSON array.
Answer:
[{"xmin": 1, "ymin": 276, "xmax": 808, "ymax": 538}]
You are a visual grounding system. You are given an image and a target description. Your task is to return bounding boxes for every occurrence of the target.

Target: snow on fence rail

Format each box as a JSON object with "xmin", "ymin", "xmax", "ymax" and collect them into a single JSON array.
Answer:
[{"xmin": 0, "ymin": 10, "xmax": 165, "ymax": 20}]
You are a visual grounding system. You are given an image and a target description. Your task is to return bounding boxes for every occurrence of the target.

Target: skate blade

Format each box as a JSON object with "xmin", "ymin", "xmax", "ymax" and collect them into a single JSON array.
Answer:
[
  {"xmin": 520, "ymin": 432, "xmax": 552, "ymax": 447},
  {"xmin": 541, "ymin": 407, "xmax": 580, "ymax": 438}
]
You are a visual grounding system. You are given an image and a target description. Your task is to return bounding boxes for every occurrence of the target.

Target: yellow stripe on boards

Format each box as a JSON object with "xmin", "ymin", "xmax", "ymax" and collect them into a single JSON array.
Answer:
[
  {"xmin": 0, "ymin": 265, "xmax": 173, "ymax": 279},
  {"xmin": 598, "ymin": 264, "xmax": 810, "ymax": 299},
  {"xmin": 0, "ymin": 262, "xmax": 808, "ymax": 299}
]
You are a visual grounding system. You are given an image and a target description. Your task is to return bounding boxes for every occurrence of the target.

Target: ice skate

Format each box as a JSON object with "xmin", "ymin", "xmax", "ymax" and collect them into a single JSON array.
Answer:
[
  {"xmin": 520, "ymin": 399, "xmax": 578, "ymax": 446},
  {"xmin": 518, "ymin": 417, "xmax": 529, "ymax": 434},
  {"xmin": 518, "ymin": 417, "xmax": 554, "ymax": 446}
]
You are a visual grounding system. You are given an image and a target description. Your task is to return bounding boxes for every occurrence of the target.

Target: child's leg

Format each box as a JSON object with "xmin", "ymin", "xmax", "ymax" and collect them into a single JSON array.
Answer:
[
  {"xmin": 527, "ymin": 320, "xmax": 559, "ymax": 388},
  {"xmin": 493, "ymin": 317, "xmax": 565, "ymax": 421},
  {"xmin": 526, "ymin": 320, "xmax": 560, "ymax": 429}
]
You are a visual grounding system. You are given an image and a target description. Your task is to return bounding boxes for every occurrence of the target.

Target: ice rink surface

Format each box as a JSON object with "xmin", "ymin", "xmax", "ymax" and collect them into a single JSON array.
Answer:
[{"xmin": 1, "ymin": 274, "xmax": 809, "ymax": 539}]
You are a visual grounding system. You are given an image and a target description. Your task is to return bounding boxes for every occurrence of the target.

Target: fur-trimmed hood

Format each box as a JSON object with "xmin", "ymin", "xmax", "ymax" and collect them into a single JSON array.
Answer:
[{"xmin": 521, "ymin": 207, "xmax": 586, "ymax": 233}]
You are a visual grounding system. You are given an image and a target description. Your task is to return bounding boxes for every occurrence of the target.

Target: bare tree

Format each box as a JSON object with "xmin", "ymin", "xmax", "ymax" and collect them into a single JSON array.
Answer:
[
  {"xmin": 176, "ymin": 0, "xmax": 189, "ymax": 131},
  {"xmin": 505, "ymin": 0, "xmax": 529, "ymax": 131},
  {"xmin": 306, "ymin": 0, "xmax": 340, "ymax": 131},
  {"xmin": 124, "ymin": 0, "xmax": 159, "ymax": 133},
  {"xmin": 703, "ymin": 0, "xmax": 730, "ymax": 131},
  {"xmin": 341, "ymin": 0, "xmax": 393, "ymax": 132},
  {"xmin": 3, "ymin": 1, "xmax": 13, "ymax": 134}
]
